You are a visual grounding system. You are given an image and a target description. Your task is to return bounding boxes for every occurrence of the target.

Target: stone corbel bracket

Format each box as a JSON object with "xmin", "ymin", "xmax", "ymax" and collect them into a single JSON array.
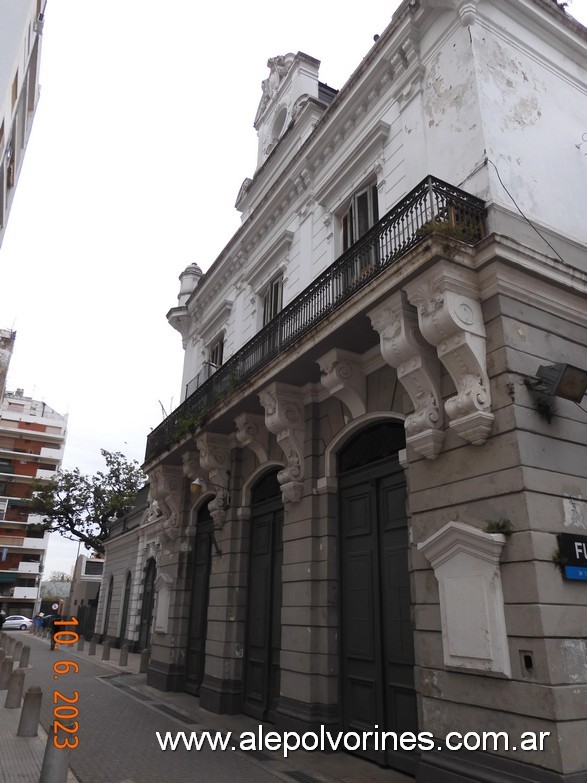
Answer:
[
  {"xmin": 148, "ymin": 464, "xmax": 184, "ymax": 550},
  {"xmin": 406, "ymin": 262, "xmax": 494, "ymax": 446},
  {"xmin": 259, "ymin": 382, "xmax": 305, "ymax": 503},
  {"xmin": 196, "ymin": 432, "xmax": 232, "ymax": 529},
  {"xmin": 368, "ymin": 292, "xmax": 444, "ymax": 459},
  {"xmin": 181, "ymin": 451, "xmax": 209, "ymax": 488},
  {"xmin": 235, "ymin": 412, "xmax": 269, "ymax": 465},
  {"xmin": 418, "ymin": 521, "xmax": 511, "ymax": 677},
  {"xmin": 317, "ymin": 348, "xmax": 367, "ymax": 420}
]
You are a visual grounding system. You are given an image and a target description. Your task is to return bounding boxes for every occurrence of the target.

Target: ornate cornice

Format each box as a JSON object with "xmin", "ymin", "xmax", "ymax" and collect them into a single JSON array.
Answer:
[
  {"xmin": 420, "ymin": 0, "xmax": 480, "ymax": 27},
  {"xmin": 259, "ymin": 382, "xmax": 305, "ymax": 503},
  {"xmin": 369, "ymin": 292, "xmax": 444, "ymax": 459},
  {"xmin": 406, "ymin": 262, "xmax": 494, "ymax": 446}
]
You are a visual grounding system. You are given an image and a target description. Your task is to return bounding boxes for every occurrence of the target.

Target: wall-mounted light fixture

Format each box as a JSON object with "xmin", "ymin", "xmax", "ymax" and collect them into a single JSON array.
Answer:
[
  {"xmin": 532, "ymin": 363, "xmax": 587, "ymax": 403},
  {"xmin": 190, "ymin": 477, "xmax": 205, "ymax": 496}
]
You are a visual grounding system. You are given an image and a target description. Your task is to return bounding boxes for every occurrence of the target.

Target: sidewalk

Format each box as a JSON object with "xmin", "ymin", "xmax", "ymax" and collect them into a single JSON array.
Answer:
[{"xmin": 1, "ymin": 629, "xmax": 413, "ymax": 783}]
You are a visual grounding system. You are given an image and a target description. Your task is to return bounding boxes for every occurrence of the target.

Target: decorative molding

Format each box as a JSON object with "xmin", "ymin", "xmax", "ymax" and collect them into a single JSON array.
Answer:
[
  {"xmin": 153, "ymin": 571, "xmax": 174, "ymax": 634},
  {"xmin": 196, "ymin": 432, "xmax": 232, "ymax": 528},
  {"xmin": 244, "ymin": 230, "xmax": 294, "ymax": 292},
  {"xmin": 259, "ymin": 382, "xmax": 305, "ymax": 503},
  {"xmin": 420, "ymin": 0, "xmax": 479, "ymax": 26},
  {"xmin": 368, "ymin": 292, "xmax": 444, "ymax": 459},
  {"xmin": 313, "ymin": 120, "xmax": 391, "ymax": 208},
  {"xmin": 406, "ymin": 262, "xmax": 494, "ymax": 446},
  {"xmin": 198, "ymin": 299, "xmax": 233, "ymax": 346},
  {"xmin": 254, "ymin": 53, "xmax": 297, "ymax": 128},
  {"xmin": 317, "ymin": 348, "xmax": 367, "ymax": 420},
  {"xmin": 147, "ymin": 465, "xmax": 184, "ymax": 550},
  {"xmin": 235, "ymin": 412, "xmax": 269, "ymax": 464},
  {"xmin": 316, "ymin": 476, "xmax": 338, "ymax": 495},
  {"xmin": 418, "ymin": 521, "xmax": 511, "ymax": 677},
  {"xmin": 421, "ymin": 0, "xmax": 479, "ymax": 27}
]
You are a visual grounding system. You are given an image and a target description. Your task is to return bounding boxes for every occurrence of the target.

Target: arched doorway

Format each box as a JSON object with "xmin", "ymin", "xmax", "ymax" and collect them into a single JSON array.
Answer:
[
  {"xmin": 338, "ymin": 421, "xmax": 417, "ymax": 774},
  {"xmin": 243, "ymin": 469, "xmax": 283, "ymax": 721},
  {"xmin": 185, "ymin": 501, "xmax": 213, "ymax": 696},
  {"xmin": 102, "ymin": 575, "xmax": 114, "ymax": 638},
  {"xmin": 118, "ymin": 572, "xmax": 132, "ymax": 645},
  {"xmin": 138, "ymin": 558, "xmax": 156, "ymax": 651}
]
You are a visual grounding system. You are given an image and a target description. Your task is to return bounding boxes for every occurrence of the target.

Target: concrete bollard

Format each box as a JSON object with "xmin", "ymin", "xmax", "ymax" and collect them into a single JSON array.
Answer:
[
  {"xmin": 13, "ymin": 640, "xmax": 23, "ymax": 660},
  {"xmin": 0, "ymin": 657, "xmax": 14, "ymax": 689},
  {"xmin": 19, "ymin": 645, "xmax": 31, "ymax": 668},
  {"xmin": 0, "ymin": 648, "xmax": 5, "ymax": 663},
  {"xmin": 88, "ymin": 638, "xmax": 96, "ymax": 656},
  {"xmin": 6, "ymin": 637, "xmax": 15, "ymax": 656},
  {"xmin": 17, "ymin": 685, "xmax": 42, "ymax": 737},
  {"xmin": 102, "ymin": 641, "xmax": 111, "ymax": 661},
  {"xmin": 42, "ymin": 627, "xmax": 48, "ymax": 639},
  {"xmin": 77, "ymin": 637, "xmax": 84, "ymax": 652},
  {"xmin": 139, "ymin": 648, "xmax": 150, "ymax": 673},
  {"xmin": 39, "ymin": 723, "xmax": 71, "ymax": 783},
  {"xmin": 119, "ymin": 644, "xmax": 128, "ymax": 667},
  {"xmin": 4, "ymin": 666, "xmax": 25, "ymax": 708}
]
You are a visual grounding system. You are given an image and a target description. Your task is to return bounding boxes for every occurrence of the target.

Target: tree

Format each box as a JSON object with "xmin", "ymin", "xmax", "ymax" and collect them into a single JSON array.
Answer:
[
  {"xmin": 29, "ymin": 450, "xmax": 145, "ymax": 555},
  {"xmin": 50, "ymin": 571, "xmax": 72, "ymax": 582}
]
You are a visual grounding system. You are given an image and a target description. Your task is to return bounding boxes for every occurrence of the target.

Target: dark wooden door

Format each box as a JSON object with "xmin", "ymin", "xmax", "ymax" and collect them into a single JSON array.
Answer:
[
  {"xmin": 243, "ymin": 471, "xmax": 283, "ymax": 721},
  {"xmin": 339, "ymin": 424, "xmax": 417, "ymax": 774},
  {"xmin": 138, "ymin": 558, "xmax": 156, "ymax": 651},
  {"xmin": 185, "ymin": 506, "xmax": 213, "ymax": 696}
]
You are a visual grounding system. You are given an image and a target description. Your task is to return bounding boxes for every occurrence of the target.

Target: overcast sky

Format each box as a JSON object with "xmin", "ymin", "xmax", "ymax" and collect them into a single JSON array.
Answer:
[{"xmin": 2, "ymin": 0, "xmax": 586, "ymax": 577}]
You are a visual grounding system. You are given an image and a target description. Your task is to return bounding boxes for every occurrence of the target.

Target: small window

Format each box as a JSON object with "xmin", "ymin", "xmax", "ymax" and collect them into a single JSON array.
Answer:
[
  {"xmin": 209, "ymin": 337, "xmax": 224, "ymax": 369},
  {"xmin": 262, "ymin": 277, "xmax": 283, "ymax": 326},
  {"xmin": 341, "ymin": 183, "xmax": 379, "ymax": 252}
]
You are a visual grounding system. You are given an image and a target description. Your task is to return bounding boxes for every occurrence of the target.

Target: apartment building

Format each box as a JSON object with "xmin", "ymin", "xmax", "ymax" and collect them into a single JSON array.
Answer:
[
  {"xmin": 0, "ymin": 0, "xmax": 45, "ymax": 249},
  {"xmin": 0, "ymin": 388, "xmax": 67, "ymax": 617}
]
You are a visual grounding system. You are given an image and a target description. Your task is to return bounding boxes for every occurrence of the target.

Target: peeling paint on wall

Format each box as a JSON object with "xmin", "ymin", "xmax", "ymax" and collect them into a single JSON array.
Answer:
[
  {"xmin": 478, "ymin": 37, "xmax": 545, "ymax": 132},
  {"xmin": 563, "ymin": 495, "xmax": 587, "ymax": 529}
]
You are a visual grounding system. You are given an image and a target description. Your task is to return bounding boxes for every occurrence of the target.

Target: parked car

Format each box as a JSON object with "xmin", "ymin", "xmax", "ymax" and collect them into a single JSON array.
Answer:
[{"xmin": 2, "ymin": 615, "xmax": 33, "ymax": 630}]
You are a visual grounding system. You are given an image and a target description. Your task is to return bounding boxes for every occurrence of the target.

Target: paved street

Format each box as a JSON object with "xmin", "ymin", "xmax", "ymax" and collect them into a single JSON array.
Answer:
[{"xmin": 4, "ymin": 632, "xmax": 411, "ymax": 783}]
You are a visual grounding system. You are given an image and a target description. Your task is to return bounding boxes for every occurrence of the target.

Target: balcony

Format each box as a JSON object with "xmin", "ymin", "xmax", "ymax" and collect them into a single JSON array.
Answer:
[
  {"xmin": 17, "ymin": 561, "xmax": 41, "ymax": 574},
  {"xmin": 0, "ymin": 535, "xmax": 47, "ymax": 550},
  {"xmin": 12, "ymin": 585, "xmax": 40, "ymax": 600},
  {"xmin": 145, "ymin": 175, "xmax": 486, "ymax": 463}
]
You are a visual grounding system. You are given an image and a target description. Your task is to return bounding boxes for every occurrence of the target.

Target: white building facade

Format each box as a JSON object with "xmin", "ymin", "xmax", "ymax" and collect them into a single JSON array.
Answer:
[
  {"xmin": 140, "ymin": 2, "xmax": 587, "ymax": 781},
  {"xmin": 0, "ymin": 0, "xmax": 44, "ymax": 249}
]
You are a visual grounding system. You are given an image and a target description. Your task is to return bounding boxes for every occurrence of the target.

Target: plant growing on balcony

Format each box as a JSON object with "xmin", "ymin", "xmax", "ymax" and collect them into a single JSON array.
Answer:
[{"xmin": 28, "ymin": 450, "xmax": 145, "ymax": 555}]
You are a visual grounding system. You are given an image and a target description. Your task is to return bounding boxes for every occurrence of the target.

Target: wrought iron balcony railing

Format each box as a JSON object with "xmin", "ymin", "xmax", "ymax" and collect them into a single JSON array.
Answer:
[{"xmin": 145, "ymin": 175, "xmax": 486, "ymax": 462}]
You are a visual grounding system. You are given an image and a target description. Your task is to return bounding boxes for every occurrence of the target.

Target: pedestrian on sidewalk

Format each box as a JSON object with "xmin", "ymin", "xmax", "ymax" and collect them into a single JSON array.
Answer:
[{"xmin": 49, "ymin": 615, "xmax": 61, "ymax": 650}]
